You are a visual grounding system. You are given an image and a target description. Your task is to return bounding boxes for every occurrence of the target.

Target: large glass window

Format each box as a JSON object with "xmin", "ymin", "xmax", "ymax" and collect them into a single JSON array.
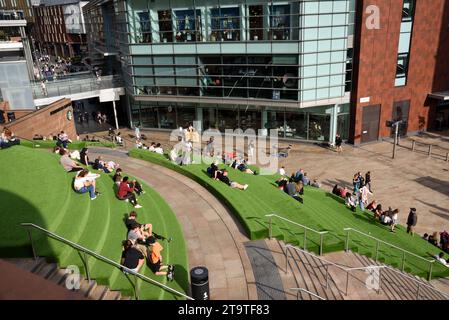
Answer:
[
  {"xmin": 217, "ymin": 106, "xmax": 239, "ymax": 131},
  {"xmin": 174, "ymin": 9, "xmax": 201, "ymax": 42},
  {"xmin": 285, "ymin": 110, "xmax": 307, "ymax": 139},
  {"xmin": 210, "ymin": 6, "xmax": 241, "ymax": 41},
  {"xmin": 158, "ymin": 10, "xmax": 173, "ymax": 42},
  {"xmin": 177, "ymin": 105, "xmax": 196, "ymax": 128},
  {"xmin": 158, "ymin": 105, "xmax": 177, "ymax": 129},
  {"xmin": 269, "ymin": 4, "xmax": 291, "ymax": 40},
  {"xmin": 395, "ymin": 52, "xmax": 409, "ymax": 87},
  {"xmin": 248, "ymin": 5, "xmax": 264, "ymax": 41},
  {"xmin": 137, "ymin": 11, "xmax": 151, "ymax": 43},
  {"xmin": 402, "ymin": 0, "xmax": 415, "ymax": 21},
  {"xmin": 308, "ymin": 114, "xmax": 330, "ymax": 141},
  {"xmin": 240, "ymin": 106, "xmax": 261, "ymax": 131}
]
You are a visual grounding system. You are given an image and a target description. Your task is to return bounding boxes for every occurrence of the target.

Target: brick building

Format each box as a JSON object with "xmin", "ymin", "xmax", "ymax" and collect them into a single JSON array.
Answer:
[
  {"xmin": 32, "ymin": 0, "xmax": 88, "ymax": 57},
  {"xmin": 350, "ymin": 0, "xmax": 449, "ymax": 144}
]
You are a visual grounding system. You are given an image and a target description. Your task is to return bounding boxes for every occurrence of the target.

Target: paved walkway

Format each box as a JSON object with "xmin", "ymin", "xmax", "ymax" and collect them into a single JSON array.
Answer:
[{"xmin": 89, "ymin": 148, "xmax": 257, "ymax": 300}]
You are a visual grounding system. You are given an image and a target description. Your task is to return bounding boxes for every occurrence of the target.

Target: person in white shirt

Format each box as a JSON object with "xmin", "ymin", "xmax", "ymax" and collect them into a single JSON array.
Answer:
[
  {"xmin": 435, "ymin": 252, "xmax": 449, "ymax": 267},
  {"xmin": 154, "ymin": 143, "xmax": 164, "ymax": 155},
  {"xmin": 73, "ymin": 170, "xmax": 100, "ymax": 200},
  {"xmin": 148, "ymin": 142, "xmax": 156, "ymax": 151},
  {"xmin": 278, "ymin": 166, "xmax": 286, "ymax": 176}
]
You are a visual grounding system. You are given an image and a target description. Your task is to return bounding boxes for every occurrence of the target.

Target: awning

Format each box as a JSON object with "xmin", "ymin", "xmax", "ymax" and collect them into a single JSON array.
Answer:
[{"xmin": 428, "ymin": 91, "xmax": 449, "ymax": 101}]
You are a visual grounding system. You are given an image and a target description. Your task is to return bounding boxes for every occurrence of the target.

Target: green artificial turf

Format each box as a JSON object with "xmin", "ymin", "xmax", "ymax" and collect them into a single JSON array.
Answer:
[
  {"xmin": 19, "ymin": 139, "xmax": 116, "ymax": 150},
  {"xmin": 0, "ymin": 146, "xmax": 189, "ymax": 300},
  {"xmin": 129, "ymin": 149, "xmax": 449, "ymax": 280}
]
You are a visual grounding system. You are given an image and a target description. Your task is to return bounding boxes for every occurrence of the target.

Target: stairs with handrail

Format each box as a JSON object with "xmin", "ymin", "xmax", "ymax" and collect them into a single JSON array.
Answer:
[
  {"xmin": 2, "ymin": 257, "xmax": 130, "ymax": 300},
  {"xmin": 266, "ymin": 239, "xmax": 449, "ymax": 300}
]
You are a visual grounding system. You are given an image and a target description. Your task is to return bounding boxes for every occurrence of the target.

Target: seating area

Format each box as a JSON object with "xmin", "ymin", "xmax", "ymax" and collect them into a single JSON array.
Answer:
[
  {"xmin": 129, "ymin": 148, "xmax": 449, "ymax": 280},
  {"xmin": 0, "ymin": 145, "xmax": 189, "ymax": 299}
]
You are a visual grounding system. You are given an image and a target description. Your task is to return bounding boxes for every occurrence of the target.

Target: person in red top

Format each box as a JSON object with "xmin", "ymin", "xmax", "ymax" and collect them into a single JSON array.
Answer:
[{"xmin": 118, "ymin": 176, "xmax": 142, "ymax": 208}]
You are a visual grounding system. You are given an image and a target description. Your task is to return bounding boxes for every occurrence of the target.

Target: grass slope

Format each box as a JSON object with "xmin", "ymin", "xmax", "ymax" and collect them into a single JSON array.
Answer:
[
  {"xmin": 129, "ymin": 149, "xmax": 449, "ymax": 280},
  {"xmin": 19, "ymin": 140, "xmax": 116, "ymax": 150},
  {"xmin": 0, "ymin": 146, "xmax": 189, "ymax": 300}
]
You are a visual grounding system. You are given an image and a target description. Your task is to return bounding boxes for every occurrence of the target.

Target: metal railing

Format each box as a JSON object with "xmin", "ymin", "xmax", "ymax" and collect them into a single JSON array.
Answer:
[
  {"xmin": 265, "ymin": 214, "xmax": 328, "ymax": 255},
  {"xmin": 344, "ymin": 227, "xmax": 435, "ymax": 281},
  {"xmin": 21, "ymin": 223, "xmax": 193, "ymax": 300},
  {"xmin": 290, "ymin": 288, "xmax": 326, "ymax": 300},
  {"xmin": 30, "ymin": 75, "xmax": 124, "ymax": 99},
  {"xmin": 284, "ymin": 244, "xmax": 449, "ymax": 300}
]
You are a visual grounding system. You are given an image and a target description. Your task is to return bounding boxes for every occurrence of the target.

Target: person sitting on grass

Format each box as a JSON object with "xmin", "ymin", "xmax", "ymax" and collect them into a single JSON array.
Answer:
[
  {"xmin": 57, "ymin": 131, "xmax": 71, "ymax": 149},
  {"xmin": 79, "ymin": 147, "xmax": 91, "ymax": 166},
  {"xmin": 215, "ymin": 170, "xmax": 248, "ymax": 190},
  {"xmin": 434, "ymin": 252, "xmax": 449, "ymax": 267},
  {"xmin": 93, "ymin": 156, "xmax": 118, "ymax": 174},
  {"xmin": 121, "ymin": 240, "xmax": 145, "ymax": 273},
  {"xmin": 125, "ymin": 211, "xmax": 172, "ymax": 243},
  {"xmin": 275, "ymin": 176, "xmax": 289, "ymax": 191},
  {"xmin": 117, "ymin": 176, "xmax": 142, "ymax": 208},
  {"xmin": 60, "ymin": 149, "xmax": 83, "ymax": 172},
  {"xmin": 147, "ymin": 237, "xmax": 174, "ymax": 281},
  {"xmin": 380, "ymin": 207, "xmax": 393, "ymax": 225},
  {"xmin": 332, "ymin": 184, "xmax": 343, "ymax": 197},
  {"xmin": 428, "ymin": 232, "xmax": 439, "ymax": 246},
  {"xmin": 311, "ymin": 179, "xmax": 321, "ymax": 188},
  {"xmin": 345, "ymin": 193, "xmax": 357, "ymax": 212},
  {"xmin": 372, "ymin": 204, "xmax": 383, "ymax": 220},
  {"xmin": 302, "ymin": 172, "xmax": 310, "ymax": 186},
  {"xmin": 154, "ymin": 143, "xmax": 164, "ymax": 155},
  {"xmin": 284, "ymin": 181, "xmax": 304, "ymax": 203},
  {"xmin": 73, "ymin": 169, "xmax": 100, "ymax": 200},
  {"xmin": 340, "ymin": 187, "xmax": 349, "ymax": 199}
]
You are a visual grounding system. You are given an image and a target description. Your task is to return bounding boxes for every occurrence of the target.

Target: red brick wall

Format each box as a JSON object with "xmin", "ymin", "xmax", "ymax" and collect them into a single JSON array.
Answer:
[
  {"xmin": 4, "ymin": 99, "xmax": 77, "ymax": 140},
  {"xmin": 350, "ymin": 0, "xmax": 449, "ymax": 144}
]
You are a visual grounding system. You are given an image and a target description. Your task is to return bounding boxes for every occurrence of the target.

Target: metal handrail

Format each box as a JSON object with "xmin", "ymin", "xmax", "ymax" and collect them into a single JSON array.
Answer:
[
  {"xmin": 344, "ymin": 227, "xmax": 435, "ymax": 280},
  {"xmin": 284, "ymin": 244, "xmax": 449, "ymax": 300},
  {"xmin": 265, "ymin": 214, "xmax": 328, "ymax": 255},
  {"xmin": 21, "ymin": 223, "xmax": 193, "ymax": 300},
  {"xmin": 290, "ymin": 288, "xmax": 326, "ymax": 300}
]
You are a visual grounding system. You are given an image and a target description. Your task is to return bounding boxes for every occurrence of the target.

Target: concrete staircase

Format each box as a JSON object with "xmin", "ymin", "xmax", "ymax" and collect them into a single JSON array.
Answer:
[
  {"xmin": 3, "ymin": 258, "xmax": 131, "ymax": 300},
  {"xmin": 266, "ymin": 239, "xmax": 449, "ymax": 300}
]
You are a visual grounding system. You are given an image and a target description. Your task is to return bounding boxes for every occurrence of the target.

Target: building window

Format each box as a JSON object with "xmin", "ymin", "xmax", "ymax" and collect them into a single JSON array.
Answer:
[
  {"xmin": 269, "ymin": 4, "xmax": 291, "ymax": 40},
  {"xmin": 248, "ymin": 5, "xmax": 264, "ymax": 41},
  {"xmin": 402, "ymin": 0, "xmax": 415, "ymax": 21},
  {"xmin": 158, "ymin": 10, "xmax": 173, "ymax": 43},
  {"xmin": 210, "ymin": 6, "xmax": 241, "ymax": 41},
  {"xmin": 174, "ymin": 9, "xmax": 201, "ymax": 42},
  {"xmin": 395, "ymin": 53, "xmax": 409, "ymax": 86}
]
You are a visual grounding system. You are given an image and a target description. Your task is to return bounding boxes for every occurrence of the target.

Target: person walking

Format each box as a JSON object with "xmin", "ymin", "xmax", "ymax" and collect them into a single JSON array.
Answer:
[
  {"xmin": 335, "ymin": 133, "xmax": 343, "ymax": 153},
  {"xmin": 406, "ymin": 208, "xmax": 418, "ymax": 236}
]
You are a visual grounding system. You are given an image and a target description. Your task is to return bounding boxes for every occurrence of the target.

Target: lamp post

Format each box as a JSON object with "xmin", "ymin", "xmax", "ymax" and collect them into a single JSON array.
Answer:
[{"xmin": 388, "ymin": 120, "xmax": 403, "ymax": 159}]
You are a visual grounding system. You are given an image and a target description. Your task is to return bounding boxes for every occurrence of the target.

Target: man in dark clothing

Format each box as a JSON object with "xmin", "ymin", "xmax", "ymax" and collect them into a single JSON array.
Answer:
[
  {"xmin": 284, "ymin": 181, "xmax": 303, "ymax": 203},
  {"xmin": 406, "ymin": 208, "xmax": 418, "ymax": 236},
  {"xmin": 365, "ymin": 171, "xmax": 372, "ymax": 192},
  {"xmin": 124, "ymin": 211, "xmax": 171, "ymax": 243}
]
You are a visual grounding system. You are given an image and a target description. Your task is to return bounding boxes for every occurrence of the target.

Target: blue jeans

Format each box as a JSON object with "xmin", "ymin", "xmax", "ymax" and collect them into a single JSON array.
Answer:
[
  {"xmin": 77, "ymin": 185, "xmax": 95, "ymax": 199},
  {"xmin": 360, "ymin": 200, "xmax": 365, "ymax": 211}
]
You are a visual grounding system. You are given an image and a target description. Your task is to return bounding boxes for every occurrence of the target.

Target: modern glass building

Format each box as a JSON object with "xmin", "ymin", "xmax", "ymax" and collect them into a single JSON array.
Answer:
[{"xmin": 84, "ymin": 0, "xmax": 355, "ymax": 143}]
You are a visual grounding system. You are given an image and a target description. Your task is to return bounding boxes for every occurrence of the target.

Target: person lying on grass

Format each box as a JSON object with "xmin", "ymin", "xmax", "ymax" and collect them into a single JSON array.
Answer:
[
  {"xmin": 236, "ymin": 160, "xmax": 257, "ymax": 175},
  {"xmin": 125, "ymin": 211, "xmax": 172, "ymax": 243},
  {"xmin": 215, "ymin": 169, "xmax": 248, "ymax": 190},
  {"xmin": 147, "ymin": 237, "xmax": 174, "ymax": 281},
  {"xmin": 117, "ymin": 176, "xmax": 143, "ymax": 208},
  {"xmin": 93, "ymin": 155, "xmax": 118, "ymax": 174},
  {"xmin": 73, "ymin": 169, "xmax": 101, "ymax": 200},
  {"xmin": 121, "ymin": 240, "xmax": 145, "ymax": 273},
  {"xmin": 60, "ymin": 149, "xmax": 83, "ymax": 172}
]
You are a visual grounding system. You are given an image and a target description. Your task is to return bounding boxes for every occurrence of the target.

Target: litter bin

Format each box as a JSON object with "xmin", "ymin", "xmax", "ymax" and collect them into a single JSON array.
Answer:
[{"xmin": 190, "ymin": 266, "xmax": 209, "ymax": 300}]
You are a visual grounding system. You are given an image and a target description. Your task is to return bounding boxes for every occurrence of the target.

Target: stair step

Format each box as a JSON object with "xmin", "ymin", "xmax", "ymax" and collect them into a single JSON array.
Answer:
[
  {"xmin": 3, "ymin": 258, "xmax": 45, "ymax": 273},
  {"xmin": 78, "ymin": 279, "xmax": 97, "ymax": 298},
  {"xmin": 101, "ymin": 289, "xmax": 121, "ymax": 300},
  {"xmin": 48, "ymin": 268, "xmax": 69, "ymax": 285},
  {"xmin": 90, "ymin": 285, "xmax": 108, "ymax": 300},
  {"xmin": 34, "ymin": 262, "xmax": 58, "ymax": 279}
]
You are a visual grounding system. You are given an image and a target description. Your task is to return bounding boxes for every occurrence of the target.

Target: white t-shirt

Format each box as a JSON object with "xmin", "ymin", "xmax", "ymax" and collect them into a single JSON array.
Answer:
[
  {"xmin": 278, "ymin": 168, "xmax": 286, "ymax": 176},
  {"xmin": 154, "ymin": 147, "xmax": 164, "ymax": 154}
]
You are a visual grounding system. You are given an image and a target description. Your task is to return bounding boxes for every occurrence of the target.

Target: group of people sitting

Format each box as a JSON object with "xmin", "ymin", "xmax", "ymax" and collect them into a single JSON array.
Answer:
[
  {"xmin": 56, "ymin": 131, "xmax": 72, "ymax": 149},
  {"xmin": 113, "ymin": 168, "xmax": 144, "ymax": 209},
  {"xmin": 424, "ymin": 231, "xmax": 449, "ymax": 254},
  {"xmin": 274, "ymin": 168, "xmax": 321, "ymax": 204},
  {"xmin": 207, "ymin": 161, "xmax": 249, "ymax": 190},
  {"xmin": 0, "ymin": 128, "xmax": 19, "ymax": 149},
  {"xmin": 79, "ymin": 147, "xmax": 119, "ymax": 174},
  {"xmin": 137, "ymin": 141, "xmax": 164, "ymax": 154},
  {"xmin": 121, "ymin": 211, "xmax": 174, "ymax": 280}
]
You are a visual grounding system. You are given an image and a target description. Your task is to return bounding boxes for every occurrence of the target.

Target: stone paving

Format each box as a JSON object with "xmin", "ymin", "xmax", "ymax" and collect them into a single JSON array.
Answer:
[{"xmin": 89, "ymin": 148, "xmax": 257, "ymax": 300}]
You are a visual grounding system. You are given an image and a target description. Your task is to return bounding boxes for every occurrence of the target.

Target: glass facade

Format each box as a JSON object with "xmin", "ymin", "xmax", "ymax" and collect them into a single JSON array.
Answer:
[
  {"xmin": 395, "ymin": 0, "xmax": 415, "ymax": 87},
  {"xmin": 84, "ymin": 0, "xmax": 354, "ymax": 142}
]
